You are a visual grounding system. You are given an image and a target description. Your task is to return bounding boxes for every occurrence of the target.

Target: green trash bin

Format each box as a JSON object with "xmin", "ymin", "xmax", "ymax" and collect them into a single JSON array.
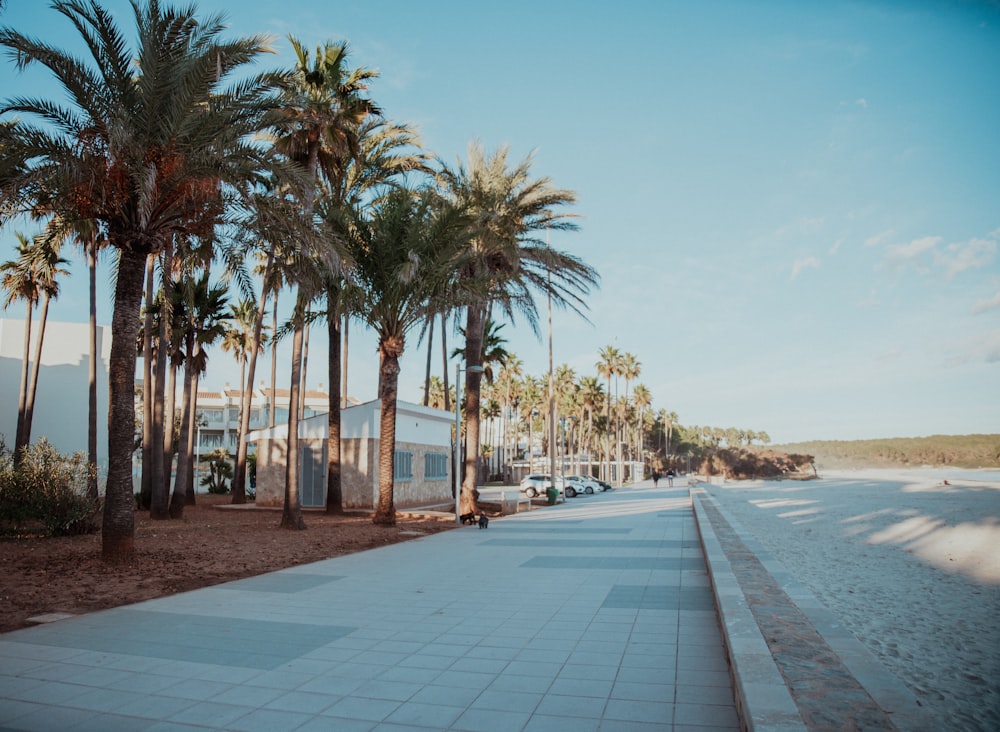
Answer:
[{"xmin": 546, "ymin": 486, "xmax": 558, "ymax": 505}]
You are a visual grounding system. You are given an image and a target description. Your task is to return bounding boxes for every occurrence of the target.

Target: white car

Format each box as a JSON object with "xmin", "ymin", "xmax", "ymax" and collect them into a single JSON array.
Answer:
[
  {"xmin": 565, "ymin": 475, "xmax": 600, "ymax": 496},
  {"xmin": 519, "ymin": 474, "xmax": 565, "ymax": 500}
]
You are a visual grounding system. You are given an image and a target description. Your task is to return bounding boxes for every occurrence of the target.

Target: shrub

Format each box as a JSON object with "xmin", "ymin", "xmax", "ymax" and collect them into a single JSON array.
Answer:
[
  {"xmin": 0, "ymin": 438, "xmax": 99, "ymax": 536},
  {"xmin": 200, "ymin": 448, "xmax": 233, "ymax": 495}
]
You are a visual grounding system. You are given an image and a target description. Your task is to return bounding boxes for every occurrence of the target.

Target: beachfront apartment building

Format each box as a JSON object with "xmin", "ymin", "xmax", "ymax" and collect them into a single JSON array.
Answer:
[
  {"xmin": 0, "ymin": 317, "xmax": 334, "ymax": 471},
  {"xmin": 192, "ymin": 383, "xmax": 331, "ymax": 462}
]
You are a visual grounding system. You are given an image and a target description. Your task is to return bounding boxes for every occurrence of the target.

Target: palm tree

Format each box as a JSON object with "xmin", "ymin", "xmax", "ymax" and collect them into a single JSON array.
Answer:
[
  {"xmin": 632, "ymin": 383, "xmax": 651, "ymax": 465},
  {"xmin": 495, "ymin": 354, "xmax": 522, "ymax": 480},
  {"xmin": 169, "ymin": 273, "xmax": 229, "ymax": 518},
  {"xmin": 0, "ymin": 1, "xmax": 285, "ymax": 560},
  {"xmin": 596, "ymin": 345, "xmax": 621, "ymax": 481},
  {"xmin": 0, "ymin": 232, "xmax": 68, "ymax": 460},
  {"xmin": 348, "ymin": 185, "xmax": 467, "ymax": 525},
  {"xmin": 220, "ymin": 296, "xmax": 266, "ymax": 485},
  {"xmin": 1, "ymin": 235, "xmax": 40, "ymax": 462},
  {"xmin": 621, "ymin": 353, "xmax": 640, "ymax": 459},
  {"xmin": 436, "ymin": 142, "xmax": 597, "ymax": 514},
  {"xmin": 318, "ymin": 116, "xmax": 426, "ymax": 513},
  {"xmin": 275, "ymin": 36, "xmax": 384, "ymax": 521},
  {"xmin": 577, "ymin": 375, "xmax": 604, "ymax": 474}
]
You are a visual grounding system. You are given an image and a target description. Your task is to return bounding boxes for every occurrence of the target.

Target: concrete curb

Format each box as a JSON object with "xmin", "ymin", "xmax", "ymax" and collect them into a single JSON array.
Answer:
[
  {"xmin": 692, "ymin": 486, "xmax": 934, "ymax": 731},
  {"xmin": 692, "ymin": 487, "xmax": 807, "ymax": 731}
]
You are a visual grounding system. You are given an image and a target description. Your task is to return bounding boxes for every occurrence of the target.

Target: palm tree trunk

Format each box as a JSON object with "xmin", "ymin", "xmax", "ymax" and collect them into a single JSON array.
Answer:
[
  {"xmin": 149, "ymin": 312, "xmax": 169, "ymax": 519},
  {"xmin": 149, "ymin": 251, "xmax": 172, "ymax": 519},
  {"xmin": 461, "ymin": 304, "xmax": 486, "ymax": 513},
  {"xmin": 169, "ymin": 343, "xmax": 194, "ymax": 519},
  {"xmin": 163, "ymin": 359, "xmax": 177, "ymax": 499},
  {"xmin": 86, "ymin": 238, "xmax": 99, "ymax": 501},
  {"xmin": 281, "ymin": 292, "xmax": 307, "ymax": 530},
  {"xmin": 422, "ymin": 316, "xmax": 433, "ymax": 406},
  {"xmin": 326, "ymin": 291, "xmax": 342, "ymax": 513},
  {"xmin": 20, "ymin": 291, "xmax": 50, "ymax": 451},
  {"xmin": 184, "ymin": 360, "xmax": 200, "ymax": 506},
  {"xmin": 373, "ymin": 343, "xmax": 400, "ymax": 526},
  {"xmin": 139, "ymin": 253, "xmax": 155, "ymax": 510},
  {"xmin": 299, "ymin": 308, "xmax": 309, "ymax": 419},
  {"xmin": 13, "ymin": 300, "xmax": 32, "ymax": 461},
  {"xmin": 441, "ymin": 312, "xmax": 450, "ymax": 411},
  {"xmin": 269, "ymin": 291, "xmax": 278, "ymax": 428},
  {"xmin": 232, "ymin": 251, "xmax": 272, "ymax": 504},
  {"xmin": 341, "ymin": 315, "xmax": 349, "ymax": 409},
  {"xmin": 102, "ymin": 246, "xmax": 147, "ymax": 562}
]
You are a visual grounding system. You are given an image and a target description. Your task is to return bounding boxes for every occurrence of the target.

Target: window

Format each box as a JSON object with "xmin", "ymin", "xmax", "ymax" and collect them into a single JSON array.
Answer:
[
  {"xmin": 228, "ymin": 407, "xmax": 240, "ymax": 422},
  {"xmin": 200, "ymin": 432, "xmax": 223, "ymax": 448},
  {"xmin": 203, "ymin": 409, "xmax": 224, "ymax": 424},
  {"xmin": 424, "ymin": 452, "xmax": 448, "ymax": 480},
  {"xmin": 394, "ymin": 450, "xmax": 412, "ymax": 481}
]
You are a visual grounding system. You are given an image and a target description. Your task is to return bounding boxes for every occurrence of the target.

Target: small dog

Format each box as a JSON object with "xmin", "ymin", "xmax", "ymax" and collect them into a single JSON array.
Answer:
[
  {"xmin": 477, "ymin": 513, "xmax": 489, "ymax": 529},
  {"xmin": 460, "ymin": 512, "xmax": 477, "ymax": 525}
]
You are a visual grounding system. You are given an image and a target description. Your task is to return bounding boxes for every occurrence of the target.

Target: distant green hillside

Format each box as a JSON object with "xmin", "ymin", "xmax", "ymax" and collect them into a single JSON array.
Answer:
[{"xmin": 772, "ymin": 434, "xmax": 1000, "ymax": 470}]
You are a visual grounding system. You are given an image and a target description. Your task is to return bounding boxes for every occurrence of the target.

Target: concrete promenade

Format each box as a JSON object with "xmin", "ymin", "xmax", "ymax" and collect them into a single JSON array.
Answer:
[{"xmin": 0, "ymin": 481, "xmax": 930, "ymax": 731}]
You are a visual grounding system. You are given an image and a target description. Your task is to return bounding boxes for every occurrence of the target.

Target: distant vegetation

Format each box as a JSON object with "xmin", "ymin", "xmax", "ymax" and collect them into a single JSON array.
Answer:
[{"xmin": 771, "ymin": 434, "xmax": 1000, "ymax": 470}]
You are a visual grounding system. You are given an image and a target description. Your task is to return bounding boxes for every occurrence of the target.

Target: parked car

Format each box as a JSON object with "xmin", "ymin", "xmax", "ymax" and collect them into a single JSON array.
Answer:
[
  {"xmin": 519, "ymin": 474, "xmax": 566, "ymax": 499},
  {"xmin": 596, "ymin": 479, "xmax": 613, "ymax": 491},
  {"xmin": 565, "ymin": 475, "xmax": 601, "ymax": 495}
]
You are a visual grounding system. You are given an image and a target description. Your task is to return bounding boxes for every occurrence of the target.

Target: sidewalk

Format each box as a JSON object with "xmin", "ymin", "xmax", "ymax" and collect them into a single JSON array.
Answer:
[{"xmin": 0, "ymin": 483, "xmax": 739, "ymax": 732}]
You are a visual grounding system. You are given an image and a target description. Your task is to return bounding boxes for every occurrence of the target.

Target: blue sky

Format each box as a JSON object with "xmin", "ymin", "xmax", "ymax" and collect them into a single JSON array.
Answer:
[{"xmin": 1, "ymin": 0, "xmax": 998, "ymax": 443}]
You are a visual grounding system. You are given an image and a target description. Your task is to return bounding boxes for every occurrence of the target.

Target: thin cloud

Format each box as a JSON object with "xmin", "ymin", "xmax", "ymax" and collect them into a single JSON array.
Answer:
[
  {"xmin": 857, "ymin": 289, "xmax": 881, "ymax": 307},
  {"xmin": 936, "ymin": 237, "xmax": 997, "ymax": 279},
  {"xmin": 791, "ymin": 256, "xmax": 820, "ymax": 280},
  {"xmin": 884, "ymin": 236, "xmax": 940, "ymax": 270},
  {"xmin": 865, "ymin": 229, "xmax": 895, "ymax": 248},
  {"xmin": 855, "ymin": 98, "xmax": 869, "ymax": 109},
  {"xmin": 945, "ymin": 329, "xmax": 1000, "ymax": 366},
  {"xmin": 972, "ymin": 291, "xmax": 1000, "ymax": 315}
]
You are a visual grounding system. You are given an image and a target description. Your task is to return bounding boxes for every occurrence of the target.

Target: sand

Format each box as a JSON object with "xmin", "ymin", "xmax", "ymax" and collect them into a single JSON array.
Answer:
[{"xmin": 702, "ymin": 468, "xmax": 1000, "ymax": 732}]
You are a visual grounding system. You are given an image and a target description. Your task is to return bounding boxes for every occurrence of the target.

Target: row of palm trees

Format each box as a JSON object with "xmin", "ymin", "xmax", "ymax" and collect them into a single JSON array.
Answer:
[{"xmin": 0, "ymin": 1, "xmax": 597, "ymax": 561}]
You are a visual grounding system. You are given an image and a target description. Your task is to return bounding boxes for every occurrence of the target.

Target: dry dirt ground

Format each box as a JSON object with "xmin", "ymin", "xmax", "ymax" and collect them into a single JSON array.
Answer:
[{"xmin": 0, "ymin": 495, "xmax": 460, "ymax": 635}]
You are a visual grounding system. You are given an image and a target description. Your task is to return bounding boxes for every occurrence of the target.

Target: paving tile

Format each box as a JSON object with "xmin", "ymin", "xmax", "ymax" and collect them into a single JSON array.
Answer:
[{"xmin": 0, "ymin": 485, "xmax": 747, "ymax": 732}]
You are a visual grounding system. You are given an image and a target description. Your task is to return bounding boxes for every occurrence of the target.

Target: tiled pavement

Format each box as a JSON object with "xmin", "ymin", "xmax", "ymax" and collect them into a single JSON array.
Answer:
[{"xmin": 0, "ymin": 484, "xmax": 740, "ymax": 732}]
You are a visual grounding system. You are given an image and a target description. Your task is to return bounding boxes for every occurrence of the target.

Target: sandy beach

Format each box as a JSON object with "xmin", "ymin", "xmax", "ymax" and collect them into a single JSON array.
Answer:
[{"xmin": 702, "ymin": 468, "xmax": 1000, "ymax": 731}]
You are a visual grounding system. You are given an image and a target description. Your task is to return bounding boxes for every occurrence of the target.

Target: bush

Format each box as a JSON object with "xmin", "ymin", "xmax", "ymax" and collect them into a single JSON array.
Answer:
[
  {"xmin": 200, "ymin": 448, "xmax": 233, "ymax": 495},
  {"xmin": 0, "ymin": 438, "xmax": 99, "ymax": 536}
]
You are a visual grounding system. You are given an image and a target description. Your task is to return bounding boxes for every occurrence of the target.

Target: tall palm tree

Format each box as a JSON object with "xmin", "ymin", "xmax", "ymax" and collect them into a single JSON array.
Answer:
[
  {"xmin": 275, "ymin": 36, "xmax": 382, "ymax": 521},
  {"xmin": 577, "ymin": 375, "xmax": 603, "ymax": 474},
  {"xmin": 348, "ymin": 185, "xmax": 467, "ymax": 525},
  {"xmin": 165, "ymin": 272, "xmax": 228, "ymax": 517},
  {"xmin": 436, "ymin": 142, "xmax": 597, "ymax": 513},
  {"xmin": 0, "ymin": 233, "xmax": 68, "ymax": 460},
  {"xmin": 632, "ymin": 383, "xmax": 651, "ymax": 464},
  {"xmin": 220, "ymin": 295, "xmax": 266, "ymax": 463},
  {"xmin": 1, "ymin": 234, "xmax": 40, "ymax": 462},
  {"xmin": 318, "ymin": 116, "xmax": 426, "ymax": 513},
  {"xmin": 0, "ymin": 0, "xmax": 286, "ymax": 560},
  {"xmin": 495, "ymin": 354, "xmax": 522, "ymax": 480},
  {"xmin": 596, "ymin": 345, "xmax": 621, "ymax": 481},
  {"xmin": 621, "ymin": 352, "xmax": 640, "ymax": 459}
]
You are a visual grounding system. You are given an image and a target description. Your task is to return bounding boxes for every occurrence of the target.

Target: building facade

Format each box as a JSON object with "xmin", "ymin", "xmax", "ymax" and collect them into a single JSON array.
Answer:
[{"xmin": 249, "ymin": 399, "xmax": 455, "ymax": 511}]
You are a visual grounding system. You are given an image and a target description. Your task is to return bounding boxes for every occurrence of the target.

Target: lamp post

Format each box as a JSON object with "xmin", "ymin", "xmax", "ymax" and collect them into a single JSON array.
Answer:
[{"xmin": 454, "ymin": 362, "xmax": 484, "ymax": 524}]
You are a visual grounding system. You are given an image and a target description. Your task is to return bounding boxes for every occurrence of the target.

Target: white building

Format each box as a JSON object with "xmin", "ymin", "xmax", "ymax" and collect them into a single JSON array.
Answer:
[
  {"xmin": 192, "ymin": 383, "xmax": 332, "ymax": 462},
  {"xmin": 248, "ymin": 399, "xmax": 455, "ymax": 510},
  {"xmin": 0, "ymin": 318, "xmax": 111, "ymax": 465}
]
